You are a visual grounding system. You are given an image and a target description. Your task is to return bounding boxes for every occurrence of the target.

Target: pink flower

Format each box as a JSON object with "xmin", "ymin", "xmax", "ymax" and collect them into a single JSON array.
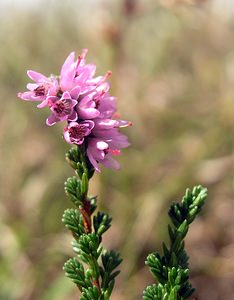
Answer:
[
  {"xmin": 60, "ymin": 50, "xmax": 112, "ymax": 96},
  {"xmin": 77, "ymin": 92, "xmax": 100, "ymax": 120},
  {"xmin": 18, "ymin": 49, "xmax": 131, "ymax": 172},
  {"xmin": 64, "ymin": 120, "xmax": 94, "ymax": 145},
  {"xmin": 59, "ymin": 52, "xmax": 77, "ymax": 92},
  {"xmin": 86, "ymin": 120, "xmax": 131, "ymax": 172},
  {"xmin": 60, "ymin": 50, "xmax": 97, "ymax": 95},
  {"xmin": 77, "ymin": 82, "xmax": 112, "ymax": 120},
  {"xmin": 86, "ymin": 132, "xmax": 129, "ymax": 172},
  {"xmin": 46, "ymin": 92, "xmax": 78, "ymax": 126},
  {"xmin": 87, "ymin": 139, "xmax": 119, "ymax": 172},
  {"xmin": 18, "ymin": 71, "xmax": 58, "ymax": 105},
  {"xmin": 97, "ymin": 94, "xmax": 116, "ymax": 119}
]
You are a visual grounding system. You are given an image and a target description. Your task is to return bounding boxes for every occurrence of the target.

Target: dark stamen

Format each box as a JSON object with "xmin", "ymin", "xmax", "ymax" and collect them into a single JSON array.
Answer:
[
  {"xmin": 69, "ymin": 125, "xmax": 87, "ymax": 138},
  {"xmin": 54, "ymin": 102, "xmax": 65, "ymax": 114},
  {"xmin": 53, "ymin": 100, "xmax": 70, "ymax": 115},
  {"xmin": 56, "ymin": 89, "xmax": 63, "ymax": 98},
  {"xmin": 34, "ymin": 86, "xmax": 46, "ymax": 96}
]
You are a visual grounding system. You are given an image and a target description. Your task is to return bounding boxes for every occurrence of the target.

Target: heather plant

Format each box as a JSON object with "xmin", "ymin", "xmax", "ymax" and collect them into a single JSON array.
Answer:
[
  {"xmin": 18, "ymin": 50, "xmax": 207, "ymax": 300},
  {"xmin": 18, "ymin": 49, "xmax": 130, "ymax": 299},
  {"xmin": 143, "ymin": 185, "xmax": 207, "ymax": 300}
]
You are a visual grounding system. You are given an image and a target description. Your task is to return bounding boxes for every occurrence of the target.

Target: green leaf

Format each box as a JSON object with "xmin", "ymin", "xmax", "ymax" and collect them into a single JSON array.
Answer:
[
  {"xmin": 168, "ymin": 286, "xmax": 179, "ymax": 300},
  {"xmin": 144, "ymin": 185, "xmax": 208, "ymax": 300},
  {"xmin": 143, "ymin": 284, "xmax": 167, "ymax": 300},
  {"xmin": 80, "ymin": 286, "xmax": 100, "ymax": 300},
  {"xmin": 78, "ymin": 233, "xmax": 100, "ymax": 258},
  {"xmin": 100, "ymin": 250, "xmax": 122, "ymax": 292},
  {"xmin": 90, "ymin": 196, "xmax": 98, "ymax": 214},
  {"xmin": 63, "ymin": 257, "xmax": 91, "ymax": 289},
  {"xmin": 93, "ymin": 212, "xmax": 112, "ymax": 237},
  {"xmin": 62, "ymin": 208, "xmax": 85, "ymax": 238},
  {"xmin": 64, "ymin": 176, "xmax": 83, "ymax": 205},
  {"xmin": 81, "ymin": 172, "xmax": 88, "ymax": 196},
  {"xmin": 65, "ymin": 147, "xmax": 81, "ymax": 170}
]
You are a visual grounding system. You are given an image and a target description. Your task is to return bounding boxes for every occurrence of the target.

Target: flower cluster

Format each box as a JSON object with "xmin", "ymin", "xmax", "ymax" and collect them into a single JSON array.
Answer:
[{"xmin": 18, "ymin": 50, "xmax": 130, "ymax": 171}]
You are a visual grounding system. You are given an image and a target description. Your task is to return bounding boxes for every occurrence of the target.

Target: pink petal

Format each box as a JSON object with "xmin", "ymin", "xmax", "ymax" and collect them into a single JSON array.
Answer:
[
  {"xmin": 71, "ymin": 99, "xmax": 78, "ymax": 107},
  {"xmin": 102, "ymin": 156, "xmax": 120, "ymax": 170},
  {"xmin": 69, "ymin": 121, "xmax": 78, "ymax": 127},
  {"xmin": 18, "ymin": 91, "xmax": 38, "ymax": 101},
  {"xmin": 68, "ymin": 110, "xmax": 78, "ymax": 122},
  {"xmin": 97, "ymin": 141, "xmax": 109, "ymax": 150},
  {"xmin": 47, "ymin": 96, "xmax": 59, "ymax": 105},
  {"xmin": 37, "ymin": 99, "xmax": 48, "ymax": 108},
  {"xmin": 27, "ymin": 70, "xmax": 48, "ymax": 82},
  {"xmin": 78, "ymin": 107, "xmax": 100, "ymax": 119},
  {"xmin": 60, "ymin": 52, "xmax": 75, "ymax": 77},
  {"xmin": 26, "ymin": 83, "xmax": 38, "ymax": 91},
  {"xmin": 79, "ymin": 94, "xmax": 94, "ymax": 106},
  {"xmin": 48, "ymin": 78, "xmax": 59, "ymax": 96},
  {"xmin": 95, "ymin": 119, "xmax": 118, "ymax": 129},
  {"xmin": 62, "ymin": 91, "xmax": 71, "ymax": 99},
  {"xmin": 60, "ymin": 53, "xmax": 77, "ymax": 91},
  {"xmin": 46, "ymin": 114, "xmax": 58, "ymax": 126},
  {"xmin": 70, "ymin": 86, "xmax": 81, "ymax": 99},
  {"xmin": 87, "ymin": 148, "xmax": 101, "ymax": 172},
  {"xmin": 64, "ymin": 129, "xmax": 72, "ymax": 144}
]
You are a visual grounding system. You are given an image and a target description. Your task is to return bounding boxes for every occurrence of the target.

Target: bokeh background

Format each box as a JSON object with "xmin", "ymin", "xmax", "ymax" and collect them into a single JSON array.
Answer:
[{"xmin": 0, "ymin": 0, "xmax": 233, "ymax": 299}]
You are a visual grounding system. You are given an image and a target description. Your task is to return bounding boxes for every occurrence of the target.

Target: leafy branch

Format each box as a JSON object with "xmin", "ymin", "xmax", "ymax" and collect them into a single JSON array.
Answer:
[
  {"xmin": 63, "ymin": 146, "xmax": 121, "ymax": 299},
  {"xmin": 143, "ymin": 185, "xmax": 208, "ymax": 300}
]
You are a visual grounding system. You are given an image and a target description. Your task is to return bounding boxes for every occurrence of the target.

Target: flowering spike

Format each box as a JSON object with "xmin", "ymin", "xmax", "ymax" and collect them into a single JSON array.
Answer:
[
  {"xmin": 18, "ymin": 50, "xmax": 130, "ymax": 172},
  {"xmin": 18, "ymin": 50, "xmax": 130, "ymax": 299}
]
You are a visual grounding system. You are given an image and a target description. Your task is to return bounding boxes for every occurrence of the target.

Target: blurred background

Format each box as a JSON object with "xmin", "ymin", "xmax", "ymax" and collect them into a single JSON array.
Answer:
[{"xmin": 0, "ymin": 0, "xmax": 233, "ymax": 299}]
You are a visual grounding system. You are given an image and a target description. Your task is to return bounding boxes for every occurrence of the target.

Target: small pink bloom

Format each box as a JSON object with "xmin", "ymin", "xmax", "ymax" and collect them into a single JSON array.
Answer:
[
  {"xmin": 87, "ymin": 123, "xmax": 130, "ymax": 172},
  {"xmin": 77, "ymin": 93, "xmax": 100, "ymax": 120},
  {"xmin": 87, "ymin": 138, "xmax": 110, "ymax": 172},
  {"xmin": 60, "ymin": 49, "xmax": 96, "ymax": 95},
  {"xmin": 75, "ymin": 63, "xmax": 97, "ymax": 92},
  {"xmin": 87, "ymin": 138, "xmax": 122, "ymax": 172},
  {"xmin": 18, "ymin": 71, "xmax": 58, "ymax": 103},
  {"xmin": 64, "ymin": 120, "xmax": 94, "ymax": 145},
  {"xmin": 46, "ymin": 91, "xmax": 78, "ymax": 126},
  {"xmin": 97, "ymin": 94, "xmax": 116, "ymax": 119},
  {"xmin": 60, "ymin": 52, "xmax": 77, "ymax": 92},
  {"xmin": 77, "ymin": 84, "xmax": 111, "ymax": 120}
]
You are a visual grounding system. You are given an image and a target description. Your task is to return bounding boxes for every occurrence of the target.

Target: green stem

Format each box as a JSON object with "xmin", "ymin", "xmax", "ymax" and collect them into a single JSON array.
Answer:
[
  {"xmin": 79, "ymin": 148, "xmax": 102, "ymax": 294},
  {"xmin": 79, "ymin": 204, "xmax": 92, "ymax": 234},
  {"xmin": 144, "ymin": 185, "xmax": 208, "ymax": 300},
  {"xmin": 63, "ymin": 146, "xmax": 122, "ymax": 299}
]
